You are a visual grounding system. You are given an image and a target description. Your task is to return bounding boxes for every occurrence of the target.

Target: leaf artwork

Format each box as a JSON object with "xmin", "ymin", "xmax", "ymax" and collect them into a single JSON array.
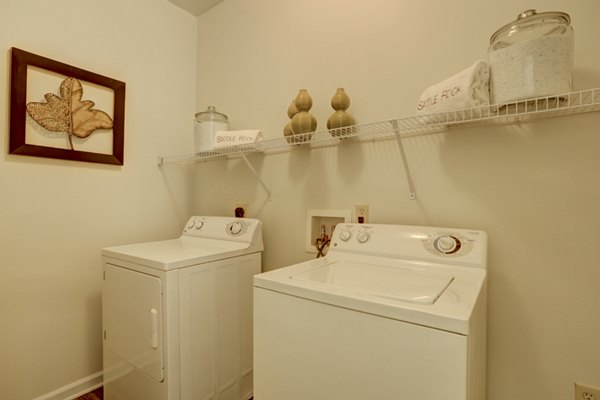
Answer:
[{"xmin": 26, "ymin": 77, "xmax": 114, "ymax": 150}]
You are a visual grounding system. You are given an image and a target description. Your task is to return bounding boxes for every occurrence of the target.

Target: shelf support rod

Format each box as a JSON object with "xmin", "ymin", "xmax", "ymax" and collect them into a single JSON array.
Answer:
[
  {"xmin": 241, "ymin": 153, "xmax": 272, "ymax": 200},
  {"xmin": 391, "ymin": 120, "xmax": 416, "ymax": 200}
]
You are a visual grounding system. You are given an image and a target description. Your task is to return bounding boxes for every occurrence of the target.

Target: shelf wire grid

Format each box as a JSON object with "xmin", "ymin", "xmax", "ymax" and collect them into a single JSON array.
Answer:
[{"xmin": 158, "ymin": 88, "xmax": 600, "ymax": 165}]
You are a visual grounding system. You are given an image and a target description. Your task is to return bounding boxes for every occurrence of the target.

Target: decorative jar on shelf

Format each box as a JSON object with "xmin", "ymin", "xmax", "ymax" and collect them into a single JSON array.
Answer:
[
  {"xmin": 194, "ymin": 106, "xmax": 228, "ymax": 153},
  {"xmin": 488, "ymin": 9, "xmax": 574, "ymax": 104}
]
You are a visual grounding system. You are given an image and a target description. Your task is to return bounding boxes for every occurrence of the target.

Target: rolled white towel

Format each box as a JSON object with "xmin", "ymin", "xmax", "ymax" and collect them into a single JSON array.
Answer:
[
  {"xmin": 416, "ymin": 60, "xmax": 490, "ymax": 115},
  {"xmin": 213, "ymin": 129, "xmax": 263, "ymax": 149}
]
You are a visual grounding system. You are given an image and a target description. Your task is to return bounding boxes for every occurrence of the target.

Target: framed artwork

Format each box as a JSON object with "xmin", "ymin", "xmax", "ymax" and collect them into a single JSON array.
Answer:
[{"xmin": 9, "ymin": 47, "xmax": 125, "ymax": 165}]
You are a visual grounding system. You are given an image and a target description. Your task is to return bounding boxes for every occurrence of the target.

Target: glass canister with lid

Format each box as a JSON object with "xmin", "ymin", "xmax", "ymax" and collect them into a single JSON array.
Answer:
[
  {"xmin": 488, "ymin": 9, "xmax": 574, "ymax": 104},
  {"xmin": 194, "ymin": 106, "xmax": 229, "ymax": 153}
]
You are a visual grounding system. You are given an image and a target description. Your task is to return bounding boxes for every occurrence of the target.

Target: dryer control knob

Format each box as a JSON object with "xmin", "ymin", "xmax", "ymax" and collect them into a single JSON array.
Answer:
[
  {"xmin": 339, "ymin": 230, "xmax": 352, "ymax": 241},
  {"xmin": 229, "ymin": 222, "xmax": 243, "ymax": 235},
  {"xmin": 434, "ymin": 235, "xmax": 460, "ymax": 254},
  {"xmin": 194, "ymin": 221, "xmax": 204, "ymax": 230},
  {"xmin": 357, "ymin": 231, "xmax": 370, "ymax": 243}
]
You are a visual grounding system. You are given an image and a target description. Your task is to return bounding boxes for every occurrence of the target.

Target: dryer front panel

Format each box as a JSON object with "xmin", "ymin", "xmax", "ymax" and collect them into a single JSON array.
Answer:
[{"xmin": 103, "ymin": 264, "xmax": 164, "ymax": 383}]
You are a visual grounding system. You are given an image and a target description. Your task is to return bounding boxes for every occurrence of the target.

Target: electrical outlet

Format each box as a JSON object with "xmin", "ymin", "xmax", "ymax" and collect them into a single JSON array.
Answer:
[
  {"xmin": 355, "ymin": 205, "xmax": 369, "ymax": 224},
  {"xmin": 576, "ymin": 383, "xmax": 600, "ymax": 400}
]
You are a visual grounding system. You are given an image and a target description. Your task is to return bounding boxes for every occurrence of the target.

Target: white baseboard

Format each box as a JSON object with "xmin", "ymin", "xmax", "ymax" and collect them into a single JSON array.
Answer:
[{"xmin": 32, "ymin": 371, "xmax": 103, "ymax": 400}]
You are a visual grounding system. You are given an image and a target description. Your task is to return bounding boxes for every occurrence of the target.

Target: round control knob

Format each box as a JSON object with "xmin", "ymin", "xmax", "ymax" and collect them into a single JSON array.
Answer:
[
  {"xmin": 339, "ymin": 230, "xmax": 352, "ymax": 241},
  {"xmin": 434, "ymin": 235, "xmax": 460, "ymax": 254},
  {"xmin": 186, "ymin": 221, "xmax": 195, "ymax": 229},
  {"xmin": 194, "ymin": 221, "xmax": 204, "ymax": 230},
  {"xmin": 229, "ymin": 222, "xmax": 243, "ymax": 235},
  {"xmin": 357, "ymin": 231, "xmax": 370, "ymax": 243}
]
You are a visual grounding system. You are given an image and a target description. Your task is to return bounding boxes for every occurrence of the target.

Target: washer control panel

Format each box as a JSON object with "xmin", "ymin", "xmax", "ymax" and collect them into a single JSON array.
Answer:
[
  {"xmin": 339, "ymin": 230, "xmax": 352, "ymax": 242},
  {"xmin": 226, "ymin": 220, "xmax": 246, "ymax": 236},
  {"xmin": 184, "ymin": 217, "xmax": 208, "ymax": 233},
  {"xmin": 330, "ymin": 223, "xmax": 486, "ymax": 267},
  {"xmin": 333, "ymin": 225, "xmax": 374, "ymax": 246},
  {"xmin": 186, "ymin": 219, "xmax": 205, "ymax": 231},
  {"xmin": 423, "ymin": 232, "xmax": 474, "ymax": 257}
]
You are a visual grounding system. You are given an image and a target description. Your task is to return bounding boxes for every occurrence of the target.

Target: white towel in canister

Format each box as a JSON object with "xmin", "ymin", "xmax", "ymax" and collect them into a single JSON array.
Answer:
[
  {"xmin": 416, "ymin": 60, "xmax": 490, "ymax": 115},
  {"xmin": 213, "ymin": 129, "xmax": 263, "ymax": 149}
]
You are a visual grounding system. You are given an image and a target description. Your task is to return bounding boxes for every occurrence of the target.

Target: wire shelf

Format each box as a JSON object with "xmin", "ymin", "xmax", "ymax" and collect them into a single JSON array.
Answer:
[{"xmin": 158, "ymin": 88, "xmax": 600, "ymax": 165}]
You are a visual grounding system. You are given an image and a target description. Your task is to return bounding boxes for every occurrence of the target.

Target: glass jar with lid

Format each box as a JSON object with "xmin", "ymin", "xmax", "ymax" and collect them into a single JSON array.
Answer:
[
  {"xmin": 194, "ymin": 106, "xmax": 229, "ymax": 153},
  {"xmin": 488, "ymin": 9, "xmax": 574, "ymax": 104}
]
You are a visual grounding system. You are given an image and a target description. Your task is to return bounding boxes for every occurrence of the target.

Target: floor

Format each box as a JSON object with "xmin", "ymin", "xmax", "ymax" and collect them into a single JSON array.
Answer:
[
  {"xmin": 72, "ymin": 388, "xmax": 254, "ymax": 400},
  {"xmin": 74, "ymin": 387, "xmax": 103, "ymax": 400},
  {"xmin": 74, "ymin": 387, "xmax": 253, "ymax": 400}
]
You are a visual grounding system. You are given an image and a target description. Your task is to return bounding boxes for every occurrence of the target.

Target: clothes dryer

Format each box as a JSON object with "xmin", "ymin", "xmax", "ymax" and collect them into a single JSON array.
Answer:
[
  {"xmin": 254, "ymin": 223, "xmax": 486, "ymax": 400},
  {"xmin": 102, "ymin": 216, "xmax": 262, "ymax": 400}
]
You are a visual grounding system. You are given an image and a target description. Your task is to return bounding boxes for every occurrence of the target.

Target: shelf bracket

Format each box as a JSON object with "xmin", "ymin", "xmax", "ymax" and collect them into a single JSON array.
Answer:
[
  {"xmin": 391, "ymin": 120, "xmax": 416, "ymax": 200},
  {"xmin": 241, "ymin": 153, "xmax": 272, "ymax": 200}
]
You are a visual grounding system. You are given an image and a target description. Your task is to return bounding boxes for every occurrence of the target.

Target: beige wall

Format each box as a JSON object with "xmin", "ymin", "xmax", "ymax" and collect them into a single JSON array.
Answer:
[
  {"xmin": 0, "ymin": 0, "xmax": 196, "ymax": 399},
  {"xmin": 2, "ymin": 0, "xmax": 598, "ymax": 399},
  {"xmin": 194, "ymin": 1, "xmax": 600, "ymax": 399}
]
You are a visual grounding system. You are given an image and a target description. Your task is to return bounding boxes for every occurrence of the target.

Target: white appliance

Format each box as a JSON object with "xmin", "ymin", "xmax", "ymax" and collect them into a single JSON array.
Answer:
[
  {"xmin": 254, "ymin": 223, "xmax": 487, "ymax": 400},
  {"xmin": 102, "ymin": 216, "xmax": 263, "ymax": 400}
]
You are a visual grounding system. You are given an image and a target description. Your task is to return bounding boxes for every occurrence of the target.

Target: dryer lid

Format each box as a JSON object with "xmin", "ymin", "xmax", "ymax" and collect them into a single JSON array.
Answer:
[
  {"xmin": 291, "ymin": 261, "xmax": 454, "ymax": 305},
  {"xmin": 102, "ymin": 237, "xmax": 253, "ymax": 270}
]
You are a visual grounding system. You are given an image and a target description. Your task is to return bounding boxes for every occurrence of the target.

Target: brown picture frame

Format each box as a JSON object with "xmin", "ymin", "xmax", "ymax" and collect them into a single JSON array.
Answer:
[{"xmin": 9, "ymin": 47, "xmax": 125, "ymax": 165}]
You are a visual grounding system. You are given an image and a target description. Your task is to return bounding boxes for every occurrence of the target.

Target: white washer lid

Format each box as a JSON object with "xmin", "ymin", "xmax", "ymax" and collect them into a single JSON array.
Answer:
[
  {"xmin": 291, "ymin": 261, "xmax": 454, "ymax": 305},
  {"xmin": 254, "ymin": 256, "xmax": 486, "ymax": 334}
]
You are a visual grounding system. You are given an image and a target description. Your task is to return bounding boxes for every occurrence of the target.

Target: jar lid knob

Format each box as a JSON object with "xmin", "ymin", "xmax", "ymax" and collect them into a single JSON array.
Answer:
[{"xmin": 517, "ymin": 9, "xmax": 537, "ymax": 19}]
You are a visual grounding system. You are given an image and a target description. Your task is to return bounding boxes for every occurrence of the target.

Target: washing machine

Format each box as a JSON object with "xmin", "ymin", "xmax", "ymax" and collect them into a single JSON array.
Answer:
[
  {"xmin": 102, "ymin": 216, "xmax": 263, "ymax": 400},
  {"xmin": 254, "ymin": 223, "xmax": 487, "ymax": 400}
]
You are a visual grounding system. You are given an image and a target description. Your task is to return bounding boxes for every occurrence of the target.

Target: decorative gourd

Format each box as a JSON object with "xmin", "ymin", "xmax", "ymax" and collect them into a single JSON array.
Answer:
[
  {"xmin": 327, "ymin": 88, "xmax": 354, "ymax": 137},
  {"xmin": 283, "ymin": 99, "xmax": 298, "ymax": 142},
  {"xmin": 290, "ymin": 89, "xmax": 317, "ymax": 142}
]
